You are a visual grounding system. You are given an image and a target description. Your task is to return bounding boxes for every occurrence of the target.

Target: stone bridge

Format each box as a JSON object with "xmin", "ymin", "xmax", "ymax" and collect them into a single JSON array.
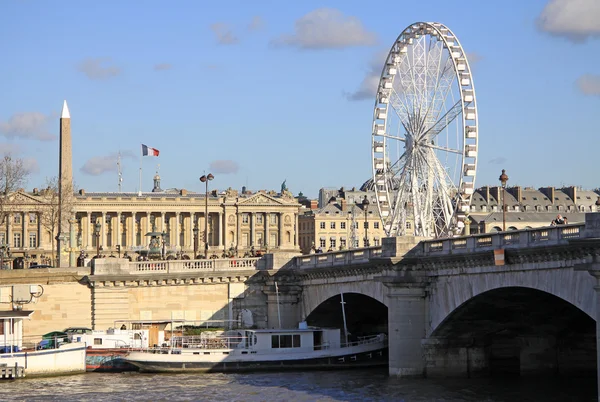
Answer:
[{"xmin": 275, "ymin": 213, "xmax": 600, "ymax": 389}]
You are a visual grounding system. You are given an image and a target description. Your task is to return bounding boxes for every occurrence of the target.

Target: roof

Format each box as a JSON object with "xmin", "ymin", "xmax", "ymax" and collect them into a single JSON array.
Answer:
[{"xmin": 0, "ymin": 310, "xmax": 34, "ymax": 320}]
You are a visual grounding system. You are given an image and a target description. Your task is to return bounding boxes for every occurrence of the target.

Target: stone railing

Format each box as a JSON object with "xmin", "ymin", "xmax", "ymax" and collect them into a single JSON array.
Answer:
[
  {"xmin": 291, "ymin": 247, "xmax": 382, "ymax": 269},
  {"xmin": 418, "ymin": 223, "xmax": 584, "ymax": 257},
  {"xmin": 93, "ymin": 257, "xmax": 262, "ymax": 275}
]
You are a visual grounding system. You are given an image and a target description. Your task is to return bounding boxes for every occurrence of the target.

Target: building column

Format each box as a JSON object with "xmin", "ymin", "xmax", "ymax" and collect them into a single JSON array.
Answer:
[
  {"xmin": 7, "ymin": 215, "xmax": 12, "ymax": 248},
  {"xmin": 101, "ymin": 212, "xmax": 106, "ymax": 250},
  {"xmin": 145, "ymin": 212, "xmax": 151, "ymax": 246},
  {"xmin": 218, "ymin": 212, "xmax": 223, "ymax": 248},
  {"xmin": 86, "ymin": 212, "xmax": 92, "ymax": 250},
  {"xmin": 116, "ymin": 212, "xmax": 122, "ymax": 248},
  {"xmin": 175, "ymin": 212, "xmax": 180, "ymax": 248},
  {"xmin": 294, "ymin": 213, "xmax": 299, "ymax": 248},
  {"xmin": 23, "ymin": 212, "xmax": 28, "ymax": 249},
  {"xmin": 384, "ymin": 280, "xmax": 427, "ymax": 377},
  {"xmin": 161, "ymin": 212, "xmax": 166, "ymax": 234},
  {"xmin": 37, "ymin": 212, "xmax": 42, "ymax": 249},
  {"xmin": 190, "ymin": 213, "xmax": 195, "ymax": 250},
  {"xmin": 278, "ymin": 213, "xmax": 283, "ymax": 248},
  {"xmin": 236, "ymin": 213, "xmax": 241, "ymax": 248},
  {"xmin": 251, "ymin": 213, "xmax": 256, "ymax": 246},
  {"xmin": 69, "ymin": 216, "xmax": 76, "ymax": 267},
  {"xmin": 265, "ymin": 213, "xmax": 269, "ymax": 248}
]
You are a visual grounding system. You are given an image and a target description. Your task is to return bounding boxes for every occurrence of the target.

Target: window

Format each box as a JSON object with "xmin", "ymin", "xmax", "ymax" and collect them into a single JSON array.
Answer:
[
  {"xmin": 0, "ymin": 233, "xmax": 5, "ymax": 245},
  {"xmin": 270, "ymin": 233, "xmax": 277, "ymax": 247},
  {"xmin": 406, "ymin": 222, "xmax": 412, "ymax": 229},
  {"xmin": 13, "ymin": 233, "xmax": 21, "ymax": 248},
  {"xmin": 330, "ymin": 238, "xmax": 336, "ymax": 249},
  {"xmin": 94, "ymin": 338, "xmax": 103, "ymax": 345},
  {"xmin": 13, "ymin": 214, "xmax": 21, "ymax": 224},
  {"xmin": 373, "ymin": 238, "xmax": 380, "ymax": 246},
  {"xmin": 364, "ymin": 222, "xmax": 368, "ymax": 229},
  {"xmin": 29, "ymin": 232, "xmax": 37, "ymax": 248},
  {"xmin": 271, "ymin": 334, "xmax": 301, "ymax": 348},
  {"xmin": 374, "ymin": 222, "xmax": 379, "ymax": 229},
  {"xmin": 270, "ymin": 214, "xmax": 277, "ymax": 225},
  {"xmin": 340, "ymin": 222, "xmax": 346, "ymax": 229},
  {"xmin": 242, "ymin": 214, "xmax": 249, "ymax": 224},
  {"xmin": 330, "ymin": 222, "xmax": 335, "ymax": 229},
  {"xmin": 256, "ymin": 215, "xmax": 263, "ymax": 224},
  {"xmin": 320, "ymin": 222, "xmax": 325, "ymax": 229},
  {"xmin": 353, "ymin": 240, "xmax": 359, "ymax": 248},
  {"xmin": 340, "ymin": 238, "xmax": 346, "ymax": 248},
  {"xmin": 29, "ymin": 213, "xmax": 36, "ymax": 224},
  {"xmin": 320, "ymin": 239, "xmax": 326, "ymax": 248},
  {"xmin": 354, "ymin": 222, "xmax": 359, "ymax": 229}
]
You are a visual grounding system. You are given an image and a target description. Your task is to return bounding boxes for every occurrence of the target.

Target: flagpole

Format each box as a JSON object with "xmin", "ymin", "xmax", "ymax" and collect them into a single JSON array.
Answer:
[{"xmin": 138, "ymin": 144, "xmax": 143, "ymax": 196}]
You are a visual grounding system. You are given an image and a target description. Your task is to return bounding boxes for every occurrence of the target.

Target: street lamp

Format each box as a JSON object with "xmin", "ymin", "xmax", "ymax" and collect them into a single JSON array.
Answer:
[
  {"xmin": 499, "ymin": 169, "xmax": 509, "ymax": 231},
  {"xmin": 193, "ymin": 225, "xmax": 199, "ymax": 258},
  {"xmin": 94, "ymin": 221, "xmax": 101, "ymax": 258},
  {"xmin": 200, "ymin": 173, "xmax": 214, "ymax": 258},
  {"xmin": 362, "ymin": 195, "xmax": 370, "ymax": 247},
  {"xmin": 161, "ymin": 231, "xmax": 167, "ymax": 260}
]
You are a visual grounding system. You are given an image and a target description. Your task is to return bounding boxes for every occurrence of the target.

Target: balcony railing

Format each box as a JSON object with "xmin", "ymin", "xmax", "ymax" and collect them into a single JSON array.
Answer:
[
  {"xmin": 292, "ymin": 247, "xmax": 382, "ymax": 269},
  {"xmin": 93, "ymin": 257, "xmax": 262, "ymax": 275}
]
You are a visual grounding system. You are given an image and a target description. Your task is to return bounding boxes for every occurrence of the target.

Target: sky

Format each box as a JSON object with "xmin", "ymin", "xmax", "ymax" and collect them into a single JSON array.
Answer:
[{"xmin": 0, "ymin": 0, "xmax": 599, "ymax": 198}]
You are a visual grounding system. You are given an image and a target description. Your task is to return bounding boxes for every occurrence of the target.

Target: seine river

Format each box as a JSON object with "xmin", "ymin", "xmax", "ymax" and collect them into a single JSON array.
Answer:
[{"xmin": 1, "ymin": 369, "xmax": 596, "ymax": 402}]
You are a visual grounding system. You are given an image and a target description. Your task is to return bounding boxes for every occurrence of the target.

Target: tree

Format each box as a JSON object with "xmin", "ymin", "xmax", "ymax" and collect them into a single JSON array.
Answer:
[
  {"xmin": 38, "ymin": 176, "xmax": 75, "ymax": 266},
  {"xmin": 0, "ymin": 155, "xmax": 30, "ymax": 244}
]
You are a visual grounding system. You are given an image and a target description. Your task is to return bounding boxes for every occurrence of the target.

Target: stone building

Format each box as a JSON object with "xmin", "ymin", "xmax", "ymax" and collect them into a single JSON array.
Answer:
[
  {"xmin": 298, "ymin": 189, "xmax": 385, "ymax": 254},
  {"xmin": 0, "ymin": 101, "xmax": 301, "ymax": 267}
]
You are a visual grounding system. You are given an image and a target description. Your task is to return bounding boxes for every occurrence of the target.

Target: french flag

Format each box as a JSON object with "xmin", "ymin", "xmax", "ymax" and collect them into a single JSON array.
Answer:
[{"xmin": 141, "ymin": 144, "xmax": 160, "ymax": 157}]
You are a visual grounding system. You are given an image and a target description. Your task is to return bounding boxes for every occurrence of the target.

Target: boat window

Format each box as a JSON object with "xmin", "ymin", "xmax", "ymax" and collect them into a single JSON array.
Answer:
[
  {"xmin": 222, "ymin": 352, "xmax": 229, "ymax": 355},
  {"xmin": 271, "ymin": 334, "xmax": 301, "ymax": 349},
  {"xmin": 204, "ymin": 352, "xmax": 210, "ymax": 355},
  {"xmin": 94, "ymin": 338, "xmax": 102, "ymax": 345},
  {"xmin": 242, "ymin": 351, "xmax": 248, "ymax": 354}
]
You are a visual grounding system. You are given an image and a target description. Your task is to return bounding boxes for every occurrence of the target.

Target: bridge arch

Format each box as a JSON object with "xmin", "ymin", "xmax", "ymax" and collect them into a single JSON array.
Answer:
[
  {"xmin": 428, "ymin": 266, "xmax": 596, "ymax": 334},
  {"xmin": 300, "ymin": 280, "xmax": 387, "ymax": 321}
]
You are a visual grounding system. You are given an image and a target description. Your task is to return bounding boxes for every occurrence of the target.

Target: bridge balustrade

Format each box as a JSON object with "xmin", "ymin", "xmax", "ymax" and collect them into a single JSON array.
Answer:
[
  {"xmin": 95, "ymin": 257, "xmax": 262, "ymax": 275},
  {"xmin": 419, "ymin": 223, "xmax": 584, "ymax": 256},
  {"xmin": 293, "ymin": 247, "xmax": 382, "ymax": 269}
]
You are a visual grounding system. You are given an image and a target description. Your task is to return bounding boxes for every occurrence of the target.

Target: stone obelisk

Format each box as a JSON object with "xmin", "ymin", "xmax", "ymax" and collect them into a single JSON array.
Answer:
[{"xmin": 57, "ymin": 100, "xmax": 72, "ymax": 267}]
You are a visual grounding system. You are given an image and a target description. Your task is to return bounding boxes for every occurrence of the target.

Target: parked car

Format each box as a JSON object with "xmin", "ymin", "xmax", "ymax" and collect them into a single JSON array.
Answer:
[
  {"xmin": 63, "ymin": 327, "xmax": 93, "ymax": 335},
  {"xmin": 37, "ymin": 331, "xmax": 69, "ymax": 349}
]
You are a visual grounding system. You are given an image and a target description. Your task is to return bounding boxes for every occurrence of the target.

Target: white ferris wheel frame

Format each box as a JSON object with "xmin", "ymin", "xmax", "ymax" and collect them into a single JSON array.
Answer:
[{"xmin": 371, "ymin": 22, "xmax": 478, "ymax": 238}]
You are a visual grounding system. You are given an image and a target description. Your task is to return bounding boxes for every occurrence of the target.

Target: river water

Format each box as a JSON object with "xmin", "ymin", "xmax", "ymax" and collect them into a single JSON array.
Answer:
[{"xmin": 1, "ymin": 369, "xmax": 596, "ymax": 402}]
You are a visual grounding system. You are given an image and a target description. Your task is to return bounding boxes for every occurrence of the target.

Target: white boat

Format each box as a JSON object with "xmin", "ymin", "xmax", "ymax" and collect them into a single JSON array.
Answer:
[
  {"xmin": 123, "ymin": 325, "xmax": 388, "ymax": 373},
  {"xmin": 0, "ymin": 310, "xmax": 86, "ymax": 378}
]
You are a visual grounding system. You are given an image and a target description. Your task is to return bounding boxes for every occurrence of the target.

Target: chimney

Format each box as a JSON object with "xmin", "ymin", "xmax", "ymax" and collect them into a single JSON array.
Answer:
[
  {"xmin": 79, "ymin": 189, "xmax": 85, "ymax": 196},
  {"xmin": 539, "ymin": 187, "xmax": 555, "ymax": 203},
  {"xmin": 341, "ymin": 199, "xmax": 347, "ymax": 212},
  {"xmin": 507, "ymin": 186, "xmax": 521, "ymax": 203},
  {"xmin": 32, "ymin": 188, "xmax": 39, "ymax": 195},
  {"xmin": 563, "ymin": 186, "xmax": 576, "ymax": 202},
  {"xmin": 490, "ymin": 186, "xmax": 501, "ymax": 205},
  {"xmin": 180, "ymin": 189, "xmax": 188, "ymax": 196},
  {"xmin": 310, "ymin": 200, "xmax": 318, "ymax": 210}
]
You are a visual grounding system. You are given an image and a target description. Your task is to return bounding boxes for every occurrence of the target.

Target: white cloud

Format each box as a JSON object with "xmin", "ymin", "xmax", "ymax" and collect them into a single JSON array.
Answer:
[
  {"xmin": 22, "ymin": 157, "xmax": 40, "ymax": 175},
  {"xmin": 272, "ymin": 8, "xmax": 377, "ymax": 49},
  {"xmin": 209, "ymin": 160, "xmax": 239, "ymax": 174},
  {"xmin": 0, "ymin": 143, "xmax": 22, "ymax": 154},
  {"xmin": 248, "ymin": 16, "xmax": 265, "ymax": 32},
  {"xmin": 154, "ymin": 63, "xmax": 172, "ymax": 71},
  {"xmin": 0, "ymin": 112, "xmax": 55, "ymax": 141},
  {"xmin": 77, "ymin": 58, "xmax": 122, "ymax": 80},
  {"xmin": 345, "ymin": 50, "xmax": 388, "ymax": 101},
  {"xmin": 80, "ymin": 151, "xmax": 135, "ymax": 176},
  {"xmin": 537, "ymin": 0, "xmax": 600, "ymax": 42},
  {"xmin": 467, "ymin": 52, "xmax": 483, "ymax": 66},
  {"xmin": 576, "ymin": 74, "xmax": 600, "ymax": 96},
  {"xmin": 210, "ymin": 23, "xmax": 239, "ymax": 45}
]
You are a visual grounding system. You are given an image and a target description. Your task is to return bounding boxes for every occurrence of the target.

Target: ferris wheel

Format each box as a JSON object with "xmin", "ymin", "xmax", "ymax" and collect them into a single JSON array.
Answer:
[{"xmin": 371, "ymin": 22, "xmax": 478, "ymax": 238}]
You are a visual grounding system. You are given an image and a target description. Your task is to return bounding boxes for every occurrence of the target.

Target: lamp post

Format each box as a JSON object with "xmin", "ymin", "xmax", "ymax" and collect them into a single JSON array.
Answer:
[
  {"xmin": 200, "ymin": 173, "xmax": 214, "ymax": 258},
  {"xmin": 362, "ymin": 195, "xmax": 370, "ymax": 247},
  {"xmin": 499, "ymin": 169, "xmax": 509, "ymax": 231},
  {"xmin": 94, "ymin": 221, "xmax": 101, "ymax": 258},
  {"xmin": 193, "ymin": 226, "xmax": 199, "ymax": 258},
  {"xmin": 161, "ymin": 231, "xmax": 167, "ymax": 260}
]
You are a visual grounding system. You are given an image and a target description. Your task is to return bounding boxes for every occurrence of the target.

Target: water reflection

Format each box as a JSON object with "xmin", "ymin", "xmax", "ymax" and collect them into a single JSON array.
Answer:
[{"xmin": 3, "ymin": 369, "xmax": 596, "ymax": 402}]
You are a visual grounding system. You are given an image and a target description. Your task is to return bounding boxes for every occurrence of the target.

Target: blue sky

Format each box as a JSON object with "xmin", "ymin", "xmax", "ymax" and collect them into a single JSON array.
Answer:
[{"xmin": 1, "ymin": 0, "xmax": 599, "ymax": 198}]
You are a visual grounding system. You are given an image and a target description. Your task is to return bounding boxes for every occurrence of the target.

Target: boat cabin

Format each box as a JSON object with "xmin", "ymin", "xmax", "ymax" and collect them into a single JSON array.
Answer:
[
  {"xmin": 240, "ymin": 327, "xmax": 341, "ymax": 353},
  {"xmin": 0, "ymin": 310, "xmax": 33, "ymax": 353}
]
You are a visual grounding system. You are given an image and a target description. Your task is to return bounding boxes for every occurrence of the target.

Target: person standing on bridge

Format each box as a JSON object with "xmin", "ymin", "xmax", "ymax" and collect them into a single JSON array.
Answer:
[{"xmin": 552, "ymin": 214, "xmax": 566, "ymax": 225}]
